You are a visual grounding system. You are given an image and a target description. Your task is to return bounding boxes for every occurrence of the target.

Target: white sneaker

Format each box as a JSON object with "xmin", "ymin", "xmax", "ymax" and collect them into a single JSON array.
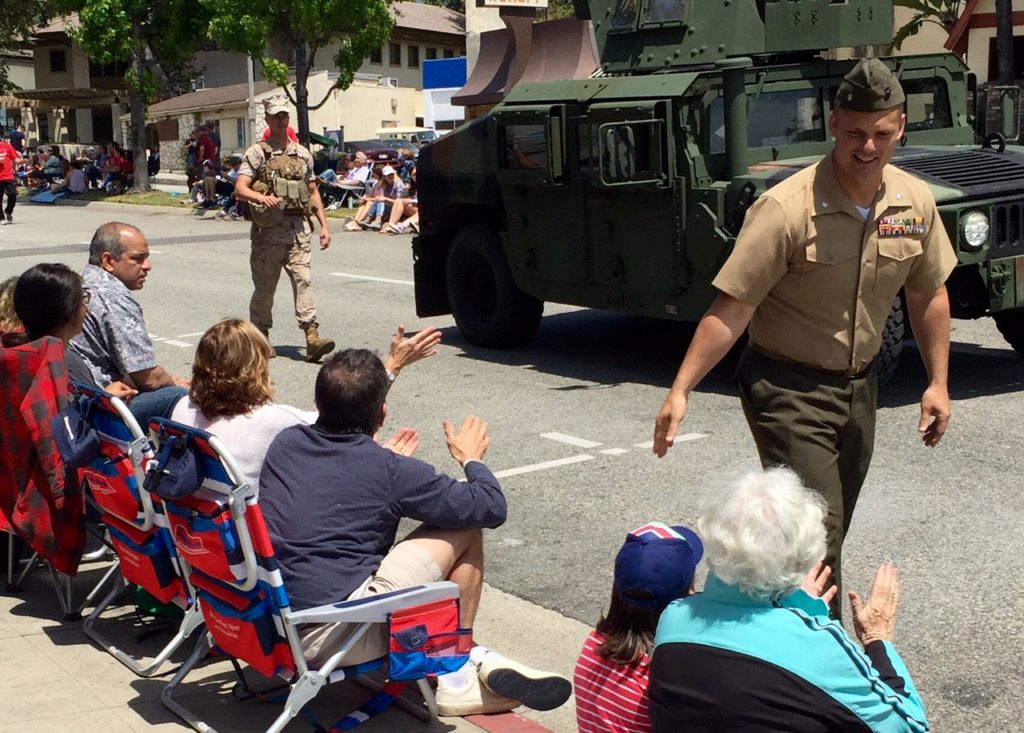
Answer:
[
  {"xmin": 478, "ymin": 658, "xmax": 572, "ymax": 711},
  {"xmin": 436, "ymin": 664, "xmax": 519, "ymax": 717}
]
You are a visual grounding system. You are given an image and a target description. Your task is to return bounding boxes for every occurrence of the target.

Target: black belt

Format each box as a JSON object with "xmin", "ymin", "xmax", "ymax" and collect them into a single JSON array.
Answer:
[{"xmin": 747, "ymin": 343, "xmax": 874, "ymax": 379}]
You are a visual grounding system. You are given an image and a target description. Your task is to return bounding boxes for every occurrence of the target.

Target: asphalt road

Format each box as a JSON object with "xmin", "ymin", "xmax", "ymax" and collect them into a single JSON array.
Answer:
[{"xmin": 2, "ymin": 198, "xmax": 1022, "ymax": 731}]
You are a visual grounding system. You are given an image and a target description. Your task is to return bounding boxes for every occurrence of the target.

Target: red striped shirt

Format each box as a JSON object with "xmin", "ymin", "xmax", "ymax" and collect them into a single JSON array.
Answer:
[{"xmin": 574, "ymin": 630, "xmax": 652, "ymax": 733}]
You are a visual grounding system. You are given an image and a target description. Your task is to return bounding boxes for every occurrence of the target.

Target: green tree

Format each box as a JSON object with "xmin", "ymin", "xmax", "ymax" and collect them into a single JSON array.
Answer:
[
  {"xmin": 891, "ymin": 0, "xmax": 964, "ymax": 52},
  {"xmin": 202, "ymin": 0, "xmax": 394, "ymax": 146},
  {"xmin": 54, "ymin": 0, "xmax": 211, "ymax": 192},
  {"xmin": 0, "ymin": 1, "xmax": 52, "ymax": 95}
]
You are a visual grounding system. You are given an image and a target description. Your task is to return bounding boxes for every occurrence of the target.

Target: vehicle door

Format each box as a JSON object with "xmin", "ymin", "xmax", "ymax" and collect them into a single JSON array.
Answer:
[
  {"xmin": 581, "ymin": 101, "xmax": 682, "ymax": 297},
  {"xmin": 492, "ymin": 104, "xmax": 587, "ymax": 290}
]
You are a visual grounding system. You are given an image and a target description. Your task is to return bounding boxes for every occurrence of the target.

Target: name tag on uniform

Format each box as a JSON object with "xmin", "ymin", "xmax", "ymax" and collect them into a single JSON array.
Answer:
[{"xmin": 878, "ymin": 216, "xmax": 926, "ymax": 237}]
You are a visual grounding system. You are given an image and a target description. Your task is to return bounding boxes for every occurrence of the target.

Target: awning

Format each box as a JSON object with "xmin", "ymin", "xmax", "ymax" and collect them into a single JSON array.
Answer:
[{"xmin": 308, "ymin": 131, "xmax": 337, "ymax": 147}]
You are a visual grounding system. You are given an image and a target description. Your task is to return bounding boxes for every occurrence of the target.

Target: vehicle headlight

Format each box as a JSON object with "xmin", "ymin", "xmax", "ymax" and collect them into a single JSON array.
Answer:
[{"xmin": 960, "ymin": 210, "xmax": 989, "ymax": 250}]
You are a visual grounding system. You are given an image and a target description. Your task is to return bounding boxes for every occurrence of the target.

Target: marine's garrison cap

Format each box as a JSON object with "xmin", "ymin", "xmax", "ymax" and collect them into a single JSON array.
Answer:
[{"xmin": 834, "ymin": 58, "xmax": 905, "ymax": 112}]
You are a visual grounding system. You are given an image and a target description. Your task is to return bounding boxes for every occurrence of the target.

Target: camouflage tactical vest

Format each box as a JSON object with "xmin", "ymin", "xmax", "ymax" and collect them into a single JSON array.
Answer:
[{"xmin": 249, "ymin": 141, "xmax": 313, "ymax": 227}]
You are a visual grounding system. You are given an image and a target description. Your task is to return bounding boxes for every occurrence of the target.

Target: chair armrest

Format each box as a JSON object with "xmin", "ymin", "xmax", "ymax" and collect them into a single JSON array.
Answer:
[{"xmin": 285, "ymin": 581, "xmax": 459, "ymax": 625}]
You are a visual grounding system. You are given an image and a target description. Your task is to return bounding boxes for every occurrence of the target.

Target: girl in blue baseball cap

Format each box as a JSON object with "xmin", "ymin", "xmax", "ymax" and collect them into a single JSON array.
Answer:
[{"xmin": 573, "ymin": 522, "xmax": 703, "ymax": 733}]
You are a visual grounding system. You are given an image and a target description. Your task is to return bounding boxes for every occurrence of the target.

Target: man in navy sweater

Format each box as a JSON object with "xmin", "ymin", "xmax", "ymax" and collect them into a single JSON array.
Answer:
[{"xmin": 259, "ymin": 349, "xmax": 571, "ymax": 717}]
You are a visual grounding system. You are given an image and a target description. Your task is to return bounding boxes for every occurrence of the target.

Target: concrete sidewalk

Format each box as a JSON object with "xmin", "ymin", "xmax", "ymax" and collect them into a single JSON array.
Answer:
[{"xmin": 0, "ymin": 562, "xmax": 588, "ymax": 733}]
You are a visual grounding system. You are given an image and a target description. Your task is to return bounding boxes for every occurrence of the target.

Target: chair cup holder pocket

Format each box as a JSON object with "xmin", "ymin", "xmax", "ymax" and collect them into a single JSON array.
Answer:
[{"xmin": 388, "ymin": 599, "xmax": 471, "ymax": 680}]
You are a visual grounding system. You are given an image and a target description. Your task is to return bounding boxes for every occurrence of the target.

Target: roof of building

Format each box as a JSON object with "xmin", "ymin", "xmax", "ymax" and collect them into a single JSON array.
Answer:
[
  {"xmin": 34, "ymin": 14, "xmax": 78, "ymax": 37},
  {"xmin": 148, "ymin": 79, "xmax": 280, "ymax": 116},
  {"xmin": 391, "ymin": 1, "xmax": 465, "ymax": 36}
]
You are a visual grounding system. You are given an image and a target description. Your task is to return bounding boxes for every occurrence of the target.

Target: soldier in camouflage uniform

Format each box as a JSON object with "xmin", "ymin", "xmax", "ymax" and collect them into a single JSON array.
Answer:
[{"xmin": 234, "ymin": 96, "xmax": 335, "ymax": 362}]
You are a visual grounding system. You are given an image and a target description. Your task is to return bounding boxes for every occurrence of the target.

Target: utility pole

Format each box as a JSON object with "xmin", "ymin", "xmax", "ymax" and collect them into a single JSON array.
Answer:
[{"xmin": 995, "ymin": 0, "xmax": 1014, "ymax": 85}]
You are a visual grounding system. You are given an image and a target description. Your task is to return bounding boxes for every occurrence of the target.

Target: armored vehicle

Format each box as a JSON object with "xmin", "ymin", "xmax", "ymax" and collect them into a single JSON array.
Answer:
[{"xmin": 413, "ymin": 0, "xmax": 1024, "ymax": 376}]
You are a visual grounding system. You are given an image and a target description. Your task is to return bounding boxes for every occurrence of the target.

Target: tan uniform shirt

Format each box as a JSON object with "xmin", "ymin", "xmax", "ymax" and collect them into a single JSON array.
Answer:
[{"xmin": 713, "ymin": 154, "xmax": 958, "ymax": 373}]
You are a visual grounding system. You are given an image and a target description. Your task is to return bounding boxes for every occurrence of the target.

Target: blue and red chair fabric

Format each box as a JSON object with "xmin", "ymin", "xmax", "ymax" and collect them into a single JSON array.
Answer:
[
  {"xmin": 147, "ymin": 417, "xmax": 466, "ymax": 733},
  {"xmin": 68, "ymin": 382, "xmax": 201, "ymax": 676}
]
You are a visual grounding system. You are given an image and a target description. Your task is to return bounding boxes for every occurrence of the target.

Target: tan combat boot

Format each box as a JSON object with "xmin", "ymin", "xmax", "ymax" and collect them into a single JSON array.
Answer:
[
  {"xmin": 305, "ymin": 326, "xmax": 335, "ymax": 362},
  {"xmin": 258, "ymin": 328, "xmax": 277, "ymax": 359}
]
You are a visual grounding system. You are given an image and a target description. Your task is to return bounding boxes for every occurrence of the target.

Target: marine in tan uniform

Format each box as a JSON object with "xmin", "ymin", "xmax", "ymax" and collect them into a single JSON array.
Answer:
[
  {"xmin": 234, "ymin": 96, "xmax": 335, "ymax": 362},
  {"xmin": 652, "ymin": 58, "xmax": 958, "ymax": 615}
]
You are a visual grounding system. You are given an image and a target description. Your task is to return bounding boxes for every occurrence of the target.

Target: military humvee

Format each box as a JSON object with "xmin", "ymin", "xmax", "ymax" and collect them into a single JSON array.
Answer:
[{"xmin": 413, "ymin": 0, "xmax": 1024, "ymax": 378}]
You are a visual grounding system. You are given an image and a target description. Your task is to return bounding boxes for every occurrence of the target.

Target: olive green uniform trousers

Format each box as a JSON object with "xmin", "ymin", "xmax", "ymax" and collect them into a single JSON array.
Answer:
[
  {"xmin": 736, "ymin": 347, "xmax": 878, "ymax": 618},
  {"xmin": 248, "ymin": 216, "xmax": 318, "ymax": 333}
]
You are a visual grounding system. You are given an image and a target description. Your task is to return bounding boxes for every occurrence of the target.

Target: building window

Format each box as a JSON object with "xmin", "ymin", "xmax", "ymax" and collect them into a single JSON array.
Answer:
[
  {"xmin": 50, "ymin": 49, "xmax": 67, "ymax": 73},
  {"xmin": 426, "ymin": 47, "xmax": 437, "ymax": 61},
  {"xmin": 390, "ymin": 43, "xmax": 402, "ymax": 66},
  {"xmin": 370, "ymin": 46, "xmax": 382, "ymax": 64},
  {"xmin": 408, "ymin": 45, "xmax": 420, "ymax": 68},
  {"xmin": 443, "ymin": 49, "xmax": 455, "ymax": 59}
]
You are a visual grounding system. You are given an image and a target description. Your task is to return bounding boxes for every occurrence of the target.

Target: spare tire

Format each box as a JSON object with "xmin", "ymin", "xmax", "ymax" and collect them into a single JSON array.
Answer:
[
  {"xmin": 876, "ymin": 293, "xmax": 906, "ymax": 385},
  {"xmin": 446, "ymin": 223, "xmax": 543, "ymax": 347}
]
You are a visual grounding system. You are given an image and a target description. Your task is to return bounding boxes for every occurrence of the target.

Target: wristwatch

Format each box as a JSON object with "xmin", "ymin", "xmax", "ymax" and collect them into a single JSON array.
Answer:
[{"xmin": 386, "ymin": 369, "xmax": 397, "ymax": 384}]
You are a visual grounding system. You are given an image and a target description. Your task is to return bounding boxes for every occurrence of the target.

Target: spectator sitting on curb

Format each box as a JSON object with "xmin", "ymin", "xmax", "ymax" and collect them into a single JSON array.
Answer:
[
  {"xmin": 648, "ymin": 467, "xmax": 929, "ymax": 733},
  {"xmin": 50, "ymin": 160, "xmax": 88, "ymax": 196},
  {"xmin": 575, "ymin": 522, "xmax": 703, "ymax": 733},
  {"xmin": 344, "ymin": 166, "xmax": 384, "ymax": 231},
  {"xmin": 170, "ymin": 318, "xmax": 442, "ymax": 486},
  {"xmin": 382, "ymin": 166, "xmax": 418, "ymax": 234},
  {"xmin": 258, "ymin": 349, "xmax": 573, "ymax": 717},
  {"xmin": 70, "ymin": 222, "xmax": 188, "ymax": 422}
]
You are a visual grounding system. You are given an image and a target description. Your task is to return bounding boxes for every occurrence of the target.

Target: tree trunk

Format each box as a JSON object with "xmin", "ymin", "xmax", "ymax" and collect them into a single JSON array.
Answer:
[
  {"xmin": 129, "ymin": 19, "xmax": 151, "ymax": 192},
  {"xmin": 995, "ymin": 0, "xmax": 1015, "ymax": 85},
  {"xmin": 293, "ymin": 42, "xmax": 310, "ymax": 147}
]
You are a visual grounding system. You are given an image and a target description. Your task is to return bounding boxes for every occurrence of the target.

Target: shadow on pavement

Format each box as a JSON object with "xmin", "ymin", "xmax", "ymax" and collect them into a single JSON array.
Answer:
[{"xmin": 441, "ymin": 309, "xmax": 1022, "ymax": 407}]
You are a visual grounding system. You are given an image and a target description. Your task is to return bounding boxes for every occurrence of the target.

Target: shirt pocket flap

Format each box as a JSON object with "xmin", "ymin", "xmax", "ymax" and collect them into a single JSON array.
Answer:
[
  {"xmin": 804, "ymin": 216, "xmax": 861, "ymax": 265},
  {"xmin": 877, "ymin": 237, "xmax": 924, "ymax": 262}
]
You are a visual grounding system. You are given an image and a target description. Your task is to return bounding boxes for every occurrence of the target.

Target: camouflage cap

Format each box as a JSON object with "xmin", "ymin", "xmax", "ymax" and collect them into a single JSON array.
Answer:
[
  {"xmin": 263, "ymin": 96, "xmax": 290, "ymax": 116},
  {"xmin": 834, "ymin": 58, "xmax": 905, "ymax": 112}
]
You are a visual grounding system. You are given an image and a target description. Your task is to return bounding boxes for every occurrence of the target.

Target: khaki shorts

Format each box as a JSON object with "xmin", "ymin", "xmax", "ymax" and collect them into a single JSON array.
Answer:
[{"xmin": 298, "ymin": 540, "xmax": 444, "ymax": 667}]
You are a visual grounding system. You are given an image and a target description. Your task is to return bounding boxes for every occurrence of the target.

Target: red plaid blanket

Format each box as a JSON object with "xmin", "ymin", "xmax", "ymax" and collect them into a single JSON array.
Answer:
[{"xmin": 0, "ymin": 337, "xmax": 85, "ymax": 575}]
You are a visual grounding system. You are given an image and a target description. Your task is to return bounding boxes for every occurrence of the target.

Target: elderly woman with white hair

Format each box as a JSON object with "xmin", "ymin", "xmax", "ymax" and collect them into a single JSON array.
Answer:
[{"xmin": 647, "ymin": 468, "xmax": 929, "ymax": 733}]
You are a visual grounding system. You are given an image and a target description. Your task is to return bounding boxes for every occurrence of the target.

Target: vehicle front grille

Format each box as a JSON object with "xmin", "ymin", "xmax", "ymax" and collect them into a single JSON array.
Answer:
[
  {"xmin": 894, "ymin": 149, "xmax": 1024, "ymax": 197},
  {"xmin": 991, "ymin": 203, "xmax": 1024, "ymax": 259}
]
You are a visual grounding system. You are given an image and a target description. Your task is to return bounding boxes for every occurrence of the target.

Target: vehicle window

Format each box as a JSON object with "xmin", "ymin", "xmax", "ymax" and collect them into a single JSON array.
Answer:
[
  {"xmin": 708, "ymin": 88, "xmax": 825, "ymax": 153},
  {"xmin": 902, "ymin": 78, "xmax": 952, "ymax": 132},
  {"xmin": 645, "ymin": 0, "xmax": 683, "ymax": 24},
  {"xmin": 599, "ymin": 121, "xmax": 662, "ymax": 184},
  {"xmin": 577, "ymin": 124, "xmax": 598, "ymax": 170},
  {"xmin": 501, "ymin": 124, "xmax": 547, "ymax": 170},
  {"xmin": 610, "ymin": 0, "xmax": 639, "ymax": 31}
]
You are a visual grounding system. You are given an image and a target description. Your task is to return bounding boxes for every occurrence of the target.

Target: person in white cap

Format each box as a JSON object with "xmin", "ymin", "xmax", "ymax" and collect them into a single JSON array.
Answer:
[
  {"xmin": 359, "ymin": 164, "xmax": 406, "ymax": 230},
  {"xmin": 233, "ymin": 96, "xmax": 335, "ymax": 362}
]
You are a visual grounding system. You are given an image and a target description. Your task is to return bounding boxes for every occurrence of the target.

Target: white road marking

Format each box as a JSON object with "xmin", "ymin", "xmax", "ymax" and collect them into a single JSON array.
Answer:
[
  {"xmin": 331, "ymin": 272, "xmax": 414, "ymax": 286},
  {"xmin": 676, "ymin": 432, "xmax": 709, "ymax": 442},
  {"xmin": 540, "ymin": 432, "xmax": 602, "ymax": 449},
  {"xmin": 635, "ymin": 433, "xmax": 707, "ymax": 450},
  {"xmin": 149, "ymin": 334, "xmax": 194, "ymax": 349},
  {"xmin": 599, "ymin": 448, "xmax": 629, "ymax": 456},
  {"xmin": 493, "ymin": 454, "xmax": 594, "ymax": 479},
  {"xmin": 176, "ymin": 332, "xmax": 207, "ymax": 338}
]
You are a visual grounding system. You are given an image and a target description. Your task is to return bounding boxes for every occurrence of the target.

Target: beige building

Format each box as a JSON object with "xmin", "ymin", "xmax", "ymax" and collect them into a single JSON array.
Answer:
[
  {"xmin": 193, "ymin": 2, "xmax": 465, "ymax": 92},
  {"xmin": 146, "ymin": 71, "xmax": 421, "ymax": 172},
  {"xmin": 12, "ymin": 15, "xmax": 128, "ymax": 146},
  {"xmin": 1, "ymin": 50, "xmax": 36, "ymax": 137}
]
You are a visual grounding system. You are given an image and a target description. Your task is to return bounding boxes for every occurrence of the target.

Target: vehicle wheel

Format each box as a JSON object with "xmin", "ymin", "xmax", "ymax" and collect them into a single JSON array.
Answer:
[
  {"xmin": 876, "ymin": 294, "xmax": 906, "ymax": 385},
  {"xmin": 993, "ymin": 309, "xmax": 1024, "ymax": 354},
  {"xmin": 446, "ymin": 224, "xmax": 543, "ymax": 347}
]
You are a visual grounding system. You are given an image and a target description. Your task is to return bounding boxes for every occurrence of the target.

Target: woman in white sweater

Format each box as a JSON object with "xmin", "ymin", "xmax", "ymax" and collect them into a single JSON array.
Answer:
[{"xmin": 170, "ymin": 318, "xmax": 440, "ymax": 487}]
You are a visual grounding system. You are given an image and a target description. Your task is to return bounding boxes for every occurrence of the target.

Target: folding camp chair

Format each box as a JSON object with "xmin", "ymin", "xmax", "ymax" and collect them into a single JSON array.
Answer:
[
  {"xmin": 0, "ymin": 337, "xmax": 114, "ymax": 619},
  {"xmin": 69, "ymin": 383, "xmax": 203, "ymax": 676},
  {"xmin": 148, "ymin": 418, "xmax": 468, "ymax": 733}
]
